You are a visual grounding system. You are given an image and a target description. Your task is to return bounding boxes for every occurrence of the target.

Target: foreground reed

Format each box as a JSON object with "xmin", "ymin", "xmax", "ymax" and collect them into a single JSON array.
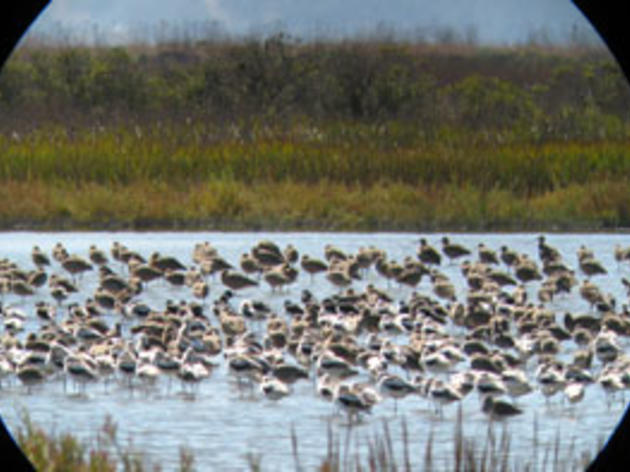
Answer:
[
  {"xmin": 12, "ymin": 408, "xmax": 597, "ymax": 471},
  {"xmin": 15, "ymin": 412, "xmax": 194, "ymax": 472},
  {"xmin": 293, "ymin": 408, "xmax": 595, "ymax": 472}
]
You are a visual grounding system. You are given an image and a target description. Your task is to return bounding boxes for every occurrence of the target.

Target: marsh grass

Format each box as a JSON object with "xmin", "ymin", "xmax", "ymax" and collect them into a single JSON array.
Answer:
[
  {"xmin": 15, "ymin": 411, "xmax": 194, "ymax": 472},
  {"xmin": 1, "ymin": 40, "xmax": 630, "ymax": 229},
  {"xmin": 305, "ymin": 407, "xmax": 593, "ymax": 472},
  {"xmin": 0, "ymin": 174, "xmax": 628, "ymax": 231},
  {"xmin": 11, "ymin": 408, "xmax": 596, "ymax": 471}
]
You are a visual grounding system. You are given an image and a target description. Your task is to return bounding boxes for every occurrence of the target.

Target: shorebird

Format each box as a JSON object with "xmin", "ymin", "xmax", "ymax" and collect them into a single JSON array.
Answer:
[
  {"xmin": 228, "ymin": 355, "xmax": 267, "ymax": 390},
  {"xmin": 477, "ymin": 243, "xmax": 499, "ymax": 265},
  {"xmin": 396, "ymin": 266, "xmax": 424, "ymax": 288},
  {"xmin": 129, "ymin": 262, "xmax": 163, "ymax": 283},
  {"xmin": 31, "ymin": 245, "xmax": 50, "ymax": 268},
  {"xmin": 62, "ymin": 255, "xmax": 93, "ymax": 281},
  {"xmin": 240, "ymin": 299, "xmax": 272, "ymax": 321},
  {"xmin": 614, "ymin": 244, "xmax": 630, "ymax": 265},
  {"xmin": 377, "ymin": 373, "xmax": 417, "ymax": 413},
  {"xmin": 260, "ymin": 375, "xmax": 290, "ymax": 401},
  {"xmin": 426, "ymin": 378, "xmax": 462, "ymax": 416},
  {"xmin": 150, "ymin": 252, "xmax": 186, "ymax": 272},
  {"xmin": 475, "ymin": 372, "xmax": 507, "ymax": 397},
  {"xmin": 283, "ymin": 244, "xmax": 299, "ymax": 265},
  {"xmin": 65, "ymin": 352, "xmax": 99, "ymax": 394},
  {"xmin": 579, "ymin": 257, "xmax": 607, "ymax": 278},
  {"xmin": 240, "ymin": 253, "xmax": 262, "ymax": 277},
  {"xmin": 481, "ymin": 396, "xmax": 523, "ymax": 419},
  {"xmin": 316, "ymin": 353, "xmax": 358, "ymax": 379},
  {"xmin": 11, "ymin": 279, "xmax": 35, "ymax": 298},
  {"xmin": 514, "ymin": 257, "xmax": 542, "ymax": 283},
  {"xmin": 52, "ymin": 242, "xmax": 69, "ymax": 263},
  {"xmin": 501, "ymin": 369, "xmax": 533, "ymax": 400},
  {"xmin": 89, "ymin": 245, "xmax": 109, "ymax": 265},
  {"xmin": 418, "ymin": 238, "xmax": 441, "ymax": 266},
  {"xmin": 221, "ymin": 270, "xmax": 258, "ymax": 291},
  {"xmin": 137, "ymin": 361, "xmax": 160, "ymax": 388},
  {"xmin": 500, "ymin": 245, "xmax": 519, "ymax": 269},
  {"xmin": 326, "ymin": 269, "xmax": 352, "ymax": 291},
  {"xmin": 324, "ymin": 244, "xmax": 347, "ymax": 262},
  {"xmin": 594, "ymin": 331, "xmax": 621, "ymax": 364},
  {"xmin": 316, "ymin": 373, "xmax": 339, "ymax": 402},
  {"xmin": 579, "ymin": 280, "xmax": 604, "ymax": 309},
  {"xmin": 16, "ymin": 364, "xmax": 47, "ymax": 392},
  {"xmin": 564, "ymin": 382, "xmax": 585, "ymax": 404},
  {"xmin": 537, "ymin": 236, "xmax": 561, "ymax": 263},
  {"xmin": 263, "ymin": 267, "xmax": 289, "ymax": 292},
  {"xmin": 272, "ymin": 363, "xmax": 308, "ymax": 385},
  {"xmin": 334, "ymin": 384, "xmax": 372, "ymax": 424},
  {"xmin": 441, "ymin": 237, "xmax": 471, "ymax": 263}
]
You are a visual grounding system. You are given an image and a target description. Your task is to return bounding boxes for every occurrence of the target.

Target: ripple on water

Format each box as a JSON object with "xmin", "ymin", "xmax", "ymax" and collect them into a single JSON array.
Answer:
[{"xmin": 0, "ymin": 231, "xmax": 628, "ymax": 469}]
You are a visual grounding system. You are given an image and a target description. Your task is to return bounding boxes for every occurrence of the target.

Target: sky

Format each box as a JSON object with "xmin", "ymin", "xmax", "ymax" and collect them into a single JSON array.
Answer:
[{"xmin": 26, "ymin": 0, "xmax": 602, "ymax": 45}]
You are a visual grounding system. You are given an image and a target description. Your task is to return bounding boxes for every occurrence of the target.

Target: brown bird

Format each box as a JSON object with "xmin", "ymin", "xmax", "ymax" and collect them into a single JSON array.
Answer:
[
  {"xmin": 221, "ymin": 270, "xmax": 258, "ymax": 291},
  {"xmin": 441, "ymin": 237, "xmax": 471, "ymax": 262},
  {"xmin": 418, "ymin": 238, "xmax": 441, "ymax": 265}
]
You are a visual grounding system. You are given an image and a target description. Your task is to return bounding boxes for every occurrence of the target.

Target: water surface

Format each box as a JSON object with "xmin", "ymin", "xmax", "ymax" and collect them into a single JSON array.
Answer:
[{"xmin": 0, "ymin": 232, "xmax": 627, "ymax": 470}]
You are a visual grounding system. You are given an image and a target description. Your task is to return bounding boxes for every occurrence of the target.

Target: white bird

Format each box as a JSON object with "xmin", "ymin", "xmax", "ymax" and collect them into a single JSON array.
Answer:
[
  {"xmin": 377, "ymin": 373, "xmax": 417, "ymax": 414},
  {"xmin": 426, "ymin": 378, "xmax": 462, "ymax": 416},
  {"xmin": 316, "ymin": 373, "xmax": 339, "ymax": 402},
  {"xmin": 501, "ymin": 369, "xmax": 533, "ymax": 400},
  {"xmin": 564, "ymin": 383, "xmax": 585, "ymax": 404},
  {"xmin": 334, "ymin": 384, "xmax": 372, "ymax": 424},
  {"xmin": 475, "ymin": 372, "xmax": 507, "ymax": 397},
  {"xmin": 260, "ymin": 375, "xmax": 290, "ymax": 401}
]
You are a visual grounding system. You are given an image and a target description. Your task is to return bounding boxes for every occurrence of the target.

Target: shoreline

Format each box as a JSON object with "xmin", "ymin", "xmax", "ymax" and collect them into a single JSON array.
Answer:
[{"xmin": 2, "ymin": 219, "xmax": 630, "ymax": 233}]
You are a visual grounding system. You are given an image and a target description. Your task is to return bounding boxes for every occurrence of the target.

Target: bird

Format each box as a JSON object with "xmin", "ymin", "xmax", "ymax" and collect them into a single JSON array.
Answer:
[
  {"xmin": 300, "ymin": 254, "xmax": 328, "ymax": 280},
  {"xmin": 564, "ymin": 383, "xmax": 585, "ymax": 404},
  {"xmin": 334, "ymin": 384, "xmax": 372, "ymax": 424},
  {"xmin": 426, "ymin": 379, "xmax": 462, "ymax": 415},
  {"xmin": 500, "ymin": 245, "xmax": 519, "ymax": 269},
  {"xmin": 481, "ymin": 396, "xmax": 523, "ymax": 419},
  {"xmin": 89, "ymin": 245, "xmax": 109, "ymax": 265},
  {"xmin": 377, "ymin": 373, "xmax": 417, "ymax": 413},
  {"xmin": 537, "ymin": 235, "xmax": 561, "ymax": 263},
  {"xmin": 221, "ymin": 270, "xmax": 258, "ymax": 291},
  {"xmin": 31, "ymin": 245, "xmax": 50, "ymax": 268},
  {"xmin": 441, "ymin": 237, "xmax": 471, "ymax": 262},
  {"xmin": 579, "ymin": 257, "xmax": 607, "ymax": 278},
  {"xmin": 418, "ymin": 238, "xmax": 441, "ymax": 265},
  {"xmin": 150, "ymin": 252, "xmax": 186, "ymax": 272},
  {"xmin": 477, "ymin": 243, "xmax": 499, "ymax": 264},
  {"xmin": 260, "ymin": 375, "xmax": 290, "ymax": 401},
  {"xmin": 62, "ymin": 255, "xmax": 93, "ymax": 280}
]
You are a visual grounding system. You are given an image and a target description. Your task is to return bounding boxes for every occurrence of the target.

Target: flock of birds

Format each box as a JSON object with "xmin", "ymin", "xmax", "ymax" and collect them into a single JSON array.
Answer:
[{"xmin": 2, "ymin": 235, "xmax": 630, "ymax": 425}]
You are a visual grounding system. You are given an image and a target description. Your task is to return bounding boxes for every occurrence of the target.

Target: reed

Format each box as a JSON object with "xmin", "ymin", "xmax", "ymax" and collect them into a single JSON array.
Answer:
[
  {"xmin": 306, "ymin": 408, "xmax": 593, "ymax": 472},
  {"xmin": 0, "ymin": 175, "xmax": 630, "ymax": 230},
  {"xmin": 1, "ymin": 39, "xmax": 630, "ymax": 230},
  {"xmin": 11, "ymin": 409, "xmax": 598, "ymax": 471},
  {"xmin": 15, "ymin": 411, "xmax": 194, "ymax": 472},
  {"xmin": 2, "ymin": 124, "xmax": 630, "ymax": 191}
]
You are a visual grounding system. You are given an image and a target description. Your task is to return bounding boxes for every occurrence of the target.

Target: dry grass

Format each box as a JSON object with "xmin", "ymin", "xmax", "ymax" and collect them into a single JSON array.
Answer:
[
  {"xmin": 13, "ymin": 408, "xmax": 597, "ymax": 471},
  {"xmin": 1, "ymin": 39, "xmax": 629, "ymax": 230}
]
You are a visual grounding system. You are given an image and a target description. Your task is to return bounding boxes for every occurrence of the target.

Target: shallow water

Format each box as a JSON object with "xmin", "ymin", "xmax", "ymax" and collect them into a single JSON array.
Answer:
[{"xmin": 0, "ymin": 231, "xmax": 628, "ymax": 470}]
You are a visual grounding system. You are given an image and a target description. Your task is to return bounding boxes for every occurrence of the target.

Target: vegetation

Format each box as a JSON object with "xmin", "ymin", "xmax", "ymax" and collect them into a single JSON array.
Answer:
[
  {"xmin": 15, "ymin": 412, "xmax": 194, "ymax": 472},
  {"xmin": 0, "ymin": 36, "xmax": 629, "ymax": 230},
  {"xmin": 12, "ymin": 408, "xmax": 595, "ymax": 471}
]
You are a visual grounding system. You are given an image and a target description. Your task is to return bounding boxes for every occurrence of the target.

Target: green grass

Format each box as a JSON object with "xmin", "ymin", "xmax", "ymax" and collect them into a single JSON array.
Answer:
[
  {"xmin": 0, "ymin": 123, "xmax": 628, "ymax": 230},
  {"xmin": 1, "ymin": 39, "xmax": 630, "ymax": 230}
]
